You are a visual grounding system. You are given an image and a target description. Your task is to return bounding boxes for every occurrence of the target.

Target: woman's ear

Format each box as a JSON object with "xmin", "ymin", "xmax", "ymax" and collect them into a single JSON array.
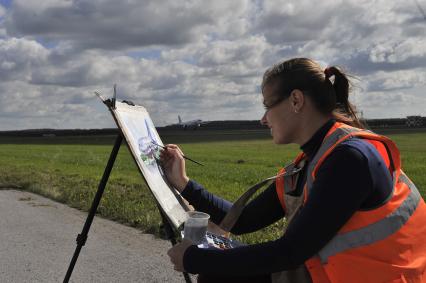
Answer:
[{"xmin": 290, "ymin": 89, "xmax": 305, "ymax": 113}]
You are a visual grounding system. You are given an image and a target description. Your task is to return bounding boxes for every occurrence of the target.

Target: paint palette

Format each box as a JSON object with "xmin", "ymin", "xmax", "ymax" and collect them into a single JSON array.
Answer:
[{"xmin": 182, "ymin": 231, "xmax": 244, "ymax": 249}]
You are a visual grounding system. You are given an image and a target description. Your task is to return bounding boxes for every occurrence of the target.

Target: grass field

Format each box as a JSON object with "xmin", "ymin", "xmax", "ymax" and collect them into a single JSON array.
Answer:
[{"xmin": 0, "ymin": 130, "xmax": 425, "ymax": 244}]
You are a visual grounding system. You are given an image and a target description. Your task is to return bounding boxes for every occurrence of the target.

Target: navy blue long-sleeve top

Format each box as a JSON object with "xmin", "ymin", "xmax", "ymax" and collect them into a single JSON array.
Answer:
[{"xmin": 181, "ymin": 120, "xmax": 393, "ymax": 277}]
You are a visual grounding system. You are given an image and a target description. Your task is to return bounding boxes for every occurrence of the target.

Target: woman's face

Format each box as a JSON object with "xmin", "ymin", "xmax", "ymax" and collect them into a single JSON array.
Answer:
[{"xmin": 261, "ymin": 84, "xmax": 300, "ymax": 144}]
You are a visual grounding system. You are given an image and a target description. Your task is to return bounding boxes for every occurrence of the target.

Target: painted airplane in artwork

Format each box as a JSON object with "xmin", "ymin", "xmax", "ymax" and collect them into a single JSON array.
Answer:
[{"xmin": 138, "ymin": 119, "xmax": 160, "ymax": 166}]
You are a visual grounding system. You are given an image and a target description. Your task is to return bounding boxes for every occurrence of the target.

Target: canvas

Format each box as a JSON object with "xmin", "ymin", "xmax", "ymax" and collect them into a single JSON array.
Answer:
[{"xmin": 111, "ymin": 101, "xmax": 189, "ymax": 229}]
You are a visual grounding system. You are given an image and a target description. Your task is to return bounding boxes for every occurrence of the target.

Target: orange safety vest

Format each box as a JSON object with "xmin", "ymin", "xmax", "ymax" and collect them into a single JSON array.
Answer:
[{"xmin": 275, "ymin": 122, "xmax": 426, "ymax": 283}]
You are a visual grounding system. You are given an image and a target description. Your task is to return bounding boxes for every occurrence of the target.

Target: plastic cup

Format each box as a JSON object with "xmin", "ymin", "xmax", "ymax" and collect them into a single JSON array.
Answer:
[{"xmin": 183, "ymin": 211, "xmax": 210, "ymax": 244}]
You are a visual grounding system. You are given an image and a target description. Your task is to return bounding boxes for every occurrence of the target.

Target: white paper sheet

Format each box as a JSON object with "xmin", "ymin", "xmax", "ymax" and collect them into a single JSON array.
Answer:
[{"xmin": 111, "ymin": 102, "xmax": 188, "ymax": 229}]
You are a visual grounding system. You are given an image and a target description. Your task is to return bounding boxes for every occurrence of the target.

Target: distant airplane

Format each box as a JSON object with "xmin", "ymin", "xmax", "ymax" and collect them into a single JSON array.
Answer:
[{"xmin": 174, "ymin": 115, "xmax": 207, "ymax": 129}]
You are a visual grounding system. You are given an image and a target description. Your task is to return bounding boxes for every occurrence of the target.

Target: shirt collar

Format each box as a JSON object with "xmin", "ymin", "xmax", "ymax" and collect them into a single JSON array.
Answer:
[{"xmin": 300, "ymin": 119, "xmax": 336, "ymax": 160}]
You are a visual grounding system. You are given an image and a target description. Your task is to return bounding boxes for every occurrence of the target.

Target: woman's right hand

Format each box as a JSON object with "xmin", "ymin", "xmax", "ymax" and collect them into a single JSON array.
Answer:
[{"xmin": 159, "ymin": 144, "xmax": 189, "ymax": 192}]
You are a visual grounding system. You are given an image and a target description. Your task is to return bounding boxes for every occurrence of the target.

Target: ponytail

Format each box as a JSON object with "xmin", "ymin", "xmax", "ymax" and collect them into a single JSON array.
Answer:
[
  {"xmin": 324, "ymin": 66, "xmax": 365, "ymax": 129},
  {"xmin": 262, "ymin": 58, "xmax": 365, "ymax": 129}
]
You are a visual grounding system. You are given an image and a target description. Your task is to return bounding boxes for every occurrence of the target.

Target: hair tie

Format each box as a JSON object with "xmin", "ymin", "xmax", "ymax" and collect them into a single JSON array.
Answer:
[{"xmin": 324, "ymin": 67, "xmax": 333, "ymax": 79}]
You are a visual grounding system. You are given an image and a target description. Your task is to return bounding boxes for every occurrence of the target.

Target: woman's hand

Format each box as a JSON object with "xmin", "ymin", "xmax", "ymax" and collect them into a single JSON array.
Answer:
[
  {"xmin": 159, "ymin": 144, "xmax": 190, "ymax": 192},
  {"xmin": 167, "ymin": 239, "xmax": 194, "ymax": 272}
]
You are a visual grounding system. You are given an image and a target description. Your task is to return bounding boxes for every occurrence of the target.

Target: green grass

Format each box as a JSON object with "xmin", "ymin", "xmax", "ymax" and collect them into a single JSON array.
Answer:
[
  {"xmin": 387, "ymin": 133, "xmax": 426, "ymax": 195},
  {"xmin": 0, "ymin": 130, "xmax": 425, "ymax": 244}
]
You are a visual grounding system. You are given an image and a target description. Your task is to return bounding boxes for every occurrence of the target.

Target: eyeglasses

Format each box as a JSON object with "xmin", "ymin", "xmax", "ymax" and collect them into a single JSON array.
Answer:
[{"xmin": 263, "ymin": 95, "xmax": 288, "ymax": 112}]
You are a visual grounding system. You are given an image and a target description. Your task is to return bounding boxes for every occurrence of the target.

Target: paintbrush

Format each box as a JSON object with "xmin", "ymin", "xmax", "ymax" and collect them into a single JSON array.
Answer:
[{"xmin": 151, "ymin": 141, "xmax": 204, "ymax": 166}]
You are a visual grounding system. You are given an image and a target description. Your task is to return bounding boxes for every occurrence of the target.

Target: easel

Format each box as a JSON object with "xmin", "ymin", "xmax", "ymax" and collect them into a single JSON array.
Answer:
[{"xmin": 63, "ymin": 90, "xmax": 192, "ymax": 283}]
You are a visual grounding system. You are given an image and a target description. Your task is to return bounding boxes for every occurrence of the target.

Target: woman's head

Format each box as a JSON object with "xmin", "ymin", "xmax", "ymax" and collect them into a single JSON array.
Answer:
[{"xmin": 261, "ymin": 58, "xmax": 363, "ymax": 144}]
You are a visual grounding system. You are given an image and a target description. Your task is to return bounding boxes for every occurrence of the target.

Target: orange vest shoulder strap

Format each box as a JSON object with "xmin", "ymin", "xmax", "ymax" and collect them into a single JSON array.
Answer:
[{"xmin": 310, "ymin": 125, "xmax": 401, "ymax": 184}]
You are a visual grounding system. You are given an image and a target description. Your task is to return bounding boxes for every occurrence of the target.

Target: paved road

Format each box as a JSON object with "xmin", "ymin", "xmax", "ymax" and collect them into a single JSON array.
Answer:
[{"xmin": 0, "ymin": 190, "xmax": 190, "ymax": 282}]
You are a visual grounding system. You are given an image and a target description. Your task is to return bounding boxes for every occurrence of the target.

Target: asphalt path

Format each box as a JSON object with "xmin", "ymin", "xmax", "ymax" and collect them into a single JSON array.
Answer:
[{"xmin": 0, "ymin": 190, "xmax": 191, "ymax": 282}]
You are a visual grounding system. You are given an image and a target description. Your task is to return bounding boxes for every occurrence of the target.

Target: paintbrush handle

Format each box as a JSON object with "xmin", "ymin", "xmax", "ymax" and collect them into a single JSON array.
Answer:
[
  {"xmin": 152, "ymin": 142, "xmax": 204, "ymax": 166},
  {"xmin": 182, "ymin": 156, "xmax": 204, "ymax": 166}
]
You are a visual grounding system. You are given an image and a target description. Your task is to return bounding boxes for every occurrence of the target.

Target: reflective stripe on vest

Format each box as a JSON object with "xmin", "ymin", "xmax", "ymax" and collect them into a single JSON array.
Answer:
[
  {"xmin": 306, "ymin": 126, "xmax": 364, "ymax": 196},
  {"xmin": 317, "ymin": 172, "xmax": 421, "ymax": 263},
  {"xmin": 276, "ymin": 155, "xmax": 306, "ymax": 213},
  {"xmin": 275, "ymin": 122, "xmax": 426, "ymax": 282}
]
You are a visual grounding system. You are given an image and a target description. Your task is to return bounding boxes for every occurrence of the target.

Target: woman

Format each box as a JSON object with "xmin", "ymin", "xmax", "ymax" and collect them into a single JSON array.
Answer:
[{"xmin": 160, "ymin": 58, "xmax": 426, "ymax": 283}]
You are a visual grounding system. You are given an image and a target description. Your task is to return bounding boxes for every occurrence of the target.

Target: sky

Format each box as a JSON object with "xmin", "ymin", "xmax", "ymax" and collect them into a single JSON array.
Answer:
[{"xmin": 0, "ymin": 0, "xmax": 425, "ymax": 130}]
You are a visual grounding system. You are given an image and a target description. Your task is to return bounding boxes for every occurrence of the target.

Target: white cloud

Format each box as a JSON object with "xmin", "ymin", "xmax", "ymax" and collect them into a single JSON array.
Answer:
[
  {"xmin": 0, "ymin": 38, "xmax": 49, "ymax": 81},
  {"xmin": 369, "ymin": 38, "xmax": 426, "ymax": 63},
  {"xmin": 0, "ymin": 4, "xmax": 5, "ymax": 18},
  {"xmin": 366, "ymin": 69, "xmax": 426, "ymax": 91},
  {"xmin": 262, "ymin": 0, "xmax": 426, "ymax": 74},
  {"xmin": 0, "ymin": 0, "xmax": 425, "ymax": 130},
  {"xmin": 5, "ymin": 0, "xmax": 250, "ymax": 50},
  {"xmin": 356, "ymin": 90, "xmax": 426, "ymax": 118}
]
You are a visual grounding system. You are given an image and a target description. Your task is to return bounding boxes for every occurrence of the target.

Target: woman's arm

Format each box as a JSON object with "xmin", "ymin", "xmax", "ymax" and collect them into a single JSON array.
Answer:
[
  {"xmin": 181, "ymin": 181, "xmax": 285, "ymax": 234},
  {"xmin": 183, "ymin": 145, "xmax": 377, "ymax": 276},
  {"xmin": 160, "ymin": 144, "xmax": 285, "ymax": 232}
]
